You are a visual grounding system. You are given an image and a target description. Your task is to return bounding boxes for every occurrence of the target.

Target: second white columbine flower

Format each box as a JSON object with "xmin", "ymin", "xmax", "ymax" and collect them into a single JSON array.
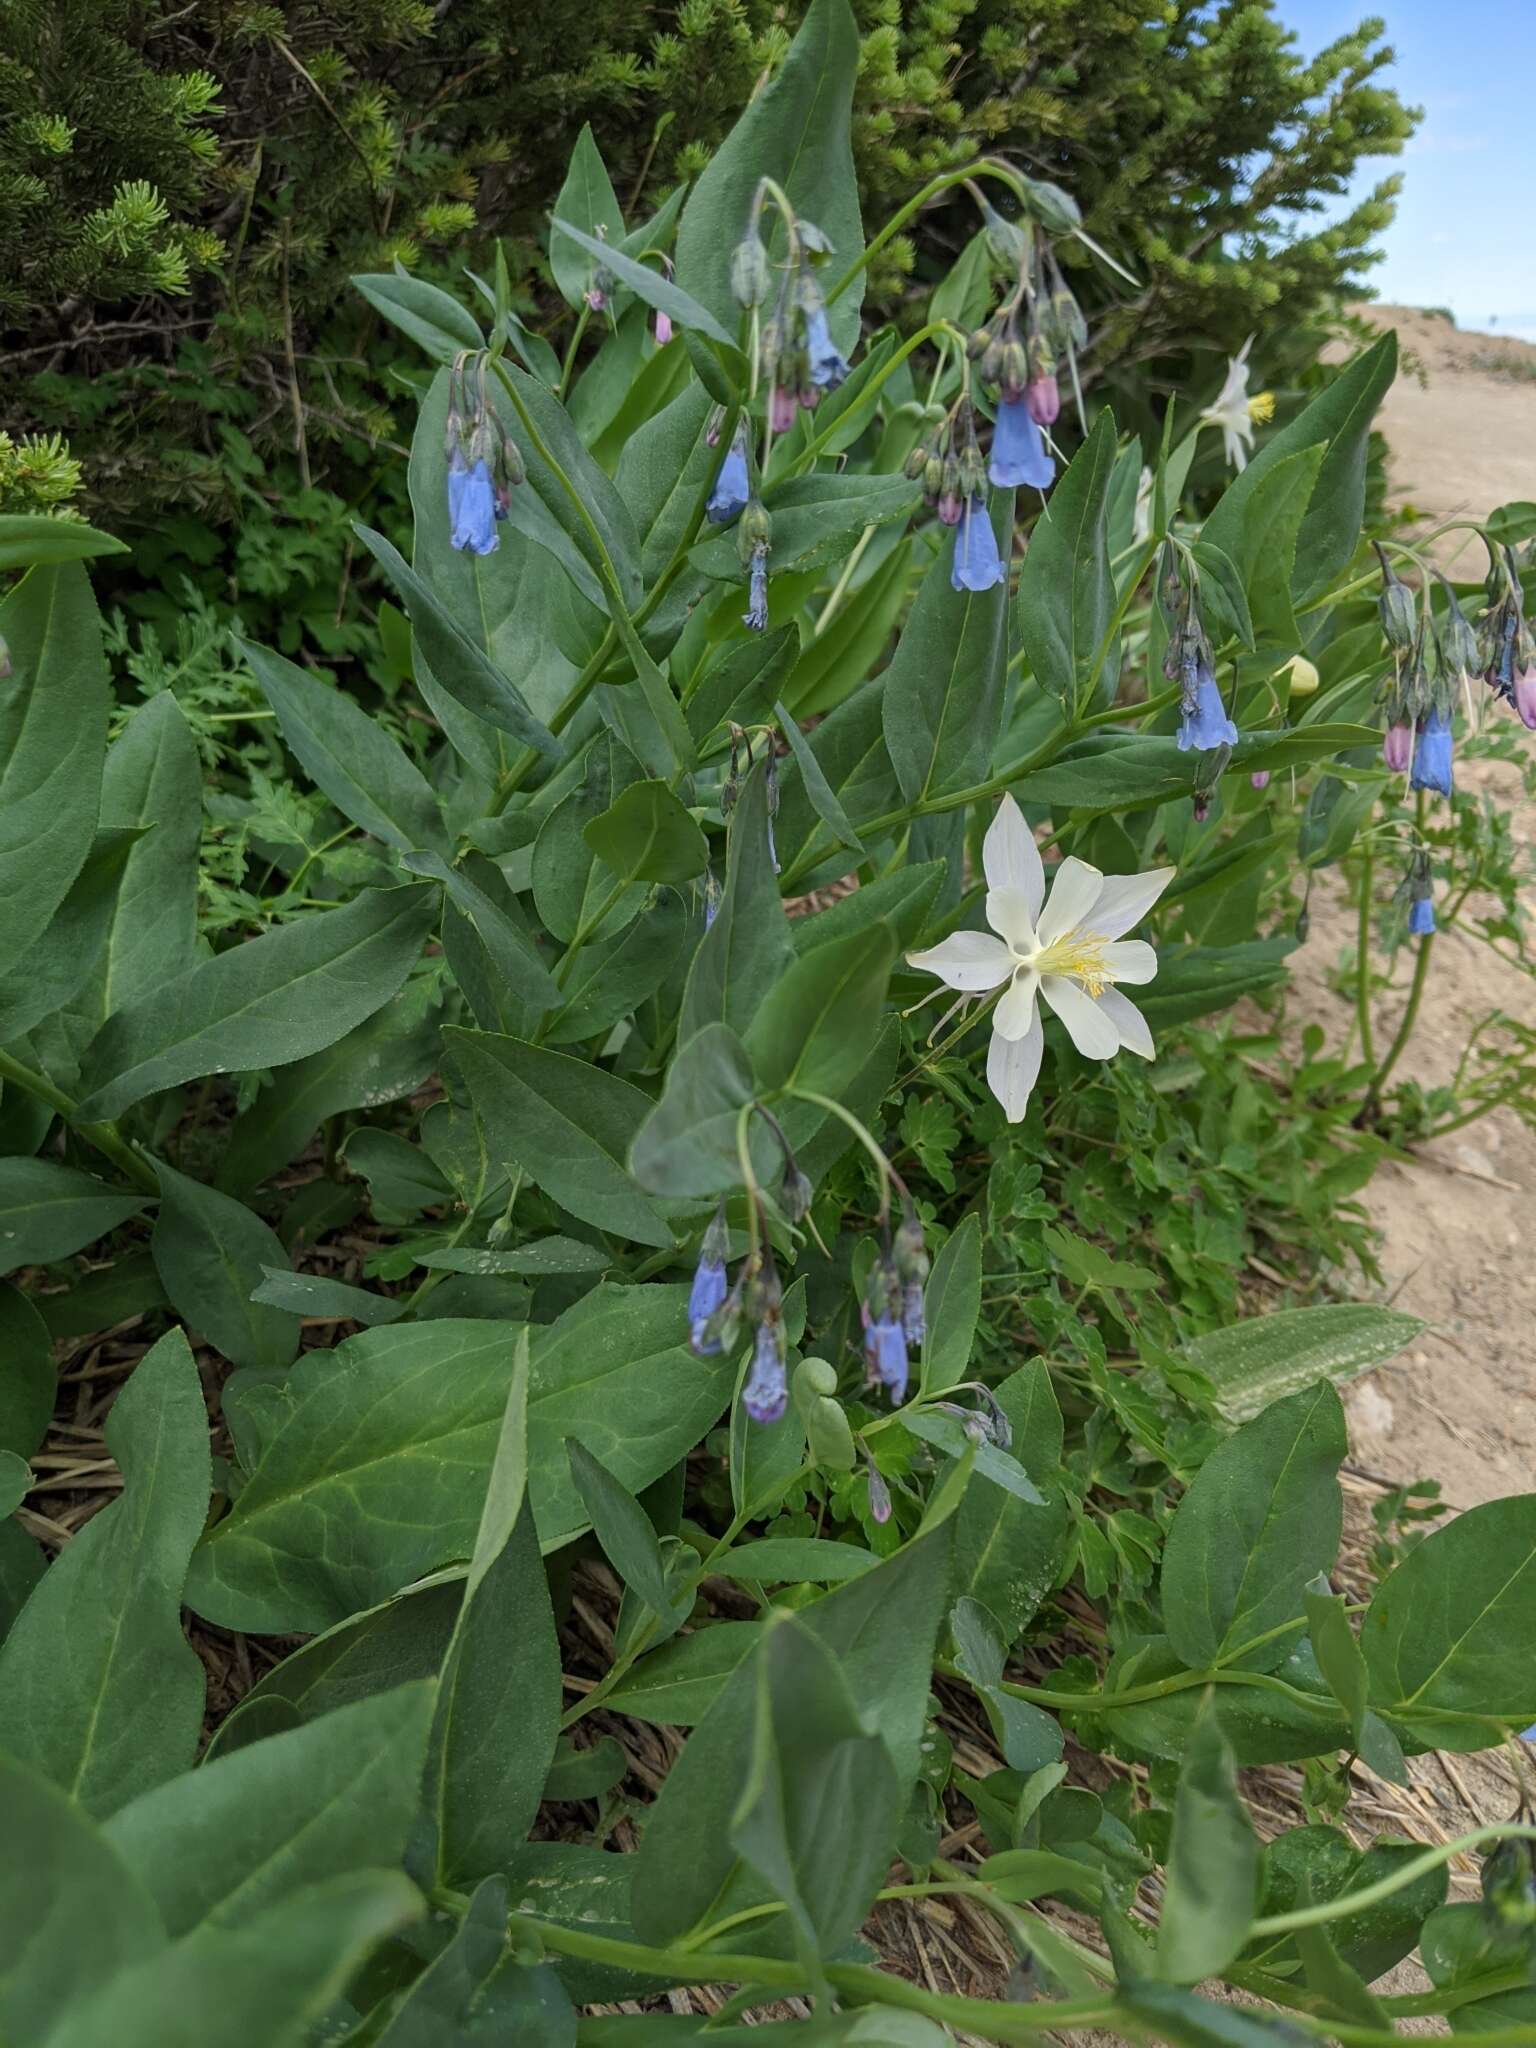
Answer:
[
  {"xmin": 906, "ymin": 794, "xmax": 1174, "ymax": 1125},
  {"xmin": 1199, "ymin": 335, "xmax": 1275, "ymax": 472}
]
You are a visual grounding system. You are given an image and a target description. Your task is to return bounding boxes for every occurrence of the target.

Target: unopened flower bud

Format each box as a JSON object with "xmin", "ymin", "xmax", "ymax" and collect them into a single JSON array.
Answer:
[
  {"xmin": 867, "ymin": 1463, "xmax": 892, "ymax": 1524},
  {"xmin": 998, "ymin": 341, "xmax": 1028, "ymax": 403},
  {"xmin": 1250, "ymin": 770, "xmax": 1271, "ymax": 791},
  {"xmin": 966, "ymin": 324, "xmax": 993, "ymax": 362},
  {"xmin": 731, "ymin": 234, "xmax": 772, "ymax": 308},
  {"xmin": 1049, "ymin": 286, "xmax": 1087, "ymax": 350},
  {"xmin": 796, "ymin": 217, "xmax": 834, "ymax": 261},
  {"xmin": 780, "ymin": 1159, "xmax": 813, "ymax": 1223},
  {"xmin": 1025, "ymin": 374, "xmax": 1060, "ymax": 427},
  {"xmin": 1513, "ymin": 666, "xmax": 1536, "ymax": 730},
  {"xmin": 922, "ymin": 452, "xmax": 946, "ymax": 502},
  {"xmin": 738, "ymin": 497, "xmax": 772, "ymax": 563},
  {"xmin": 980, "ymin": 200, "xmax": 1028, "ymax": 269},
  {"xmin": 1024, "ymin": 177, "xmax": 1081, "ymax": 233},
  {"xmin": 1281, "ymin": 653, "xmax": 1320, "ymax": 698},
  {"xmin": 1375, "ymin": 545, "xmax": 1416, "ymax": 651},
  {"xmin": 1382, "ymin": 721, "xmax": 1413, "ymax": 773},
  {"xmin": 769, "ymin": 386, "xmax": 798, "ymax": 434},
  {"xmin": 654, "ymin": 309, "xmax": 673, "ymax": 346},
  {"xmin": 903, "ymin": 441, "xmax": 930, "ymax": 482}
]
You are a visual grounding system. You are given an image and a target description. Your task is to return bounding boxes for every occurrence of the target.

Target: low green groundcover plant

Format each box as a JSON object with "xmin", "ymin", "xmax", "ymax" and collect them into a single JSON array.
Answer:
[{"xmin": 2, "ymin": 4, "xmax": 1536, "ymax": 2042}]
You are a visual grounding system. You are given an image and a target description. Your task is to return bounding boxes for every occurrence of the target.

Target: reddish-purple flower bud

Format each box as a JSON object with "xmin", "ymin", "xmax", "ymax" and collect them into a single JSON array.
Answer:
[
  {"xmin": 937, "ymin": 491, "xmax": 963, "ymax": 527},
  {"xmin": 585, "ymin": 286, "xmax": 608, "ymax": 312},
  {"xmin": 867, "ymin": 1464, "xmax": 892, "ymax": 1524},
  {"xmin": 1514, "ymin": 665, "xmax": 1536, "ymax": 731},
  {"xmin": 654, "ymin": 309, "xmax": 673, "ymax": 346},
  {"xmin": 1250, "ymin": 770, "xmax": 1271, "ymax": 790},
  {"xmin": 1025, "ymin": 374, "xmax": 1060, "ymax": 427},
  {"xmin": 770, "ymin": 386, "xmax": 797, "ymax": 434},
  {"xmin": 1382, "ymin": 721, "xmax": 1413, "ymax": 773}
]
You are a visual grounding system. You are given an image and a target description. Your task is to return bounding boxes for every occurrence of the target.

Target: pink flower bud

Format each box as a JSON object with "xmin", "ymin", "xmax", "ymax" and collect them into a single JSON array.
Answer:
[
  {"xmin": 584, "ymin": 287, "xmax": 608, "ymax": 312},
  {"xmin": 1025, "ymin": 374, "xmax": 1060, "ymax": 427},
  {"xmin": 653, "ymin": 310, "xmax": 673, "ymax": 346},
  {"xmin": 770, "ymin": 386, "xmax": 797, "ymax": 434},
  {"xmin": 937, "ymin": 491, "xmax": 963, "ymax": 527},
  {"xmin": 1250, "ymin": 770, "xmax": 1270, "ymax": 790},
  {"xmin": 1514, "ymin": 665, "xmax": 1536, "ymax": 731},
  {"xmin": 1382, "ymin": 721, "xmax": 1413, "ymax": 772}
]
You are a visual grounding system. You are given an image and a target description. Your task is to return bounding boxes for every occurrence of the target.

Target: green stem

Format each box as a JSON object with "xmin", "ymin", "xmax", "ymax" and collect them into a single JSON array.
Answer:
[
  {"xmin": 556, "ymin": 302, "xmax": 592, "ymax": 401},
  {"xmin": 1355, "ymin": 842, "xmax": 1376, "ymax": 1070},
  {"xmin": 824, "ymin": 162, "xmax": 1016, "ymax": 309},
  {"xmin": 527, "ymin": 1920, "xmax": 1120, "ymax": 2040},
  {"xmin": 0, "ymin": 1049, "xmax": 160, "ymax": 1196},
  {"xmin": 1364, "ymin": 928, "xmax": 1434, "ymax": 1114}
]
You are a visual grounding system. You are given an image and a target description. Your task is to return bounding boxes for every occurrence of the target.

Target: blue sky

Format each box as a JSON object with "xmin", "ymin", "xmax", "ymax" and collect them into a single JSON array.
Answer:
[{"xmin": 1276, "ymin": 0, "xmax": 1536, "ymax": 337}]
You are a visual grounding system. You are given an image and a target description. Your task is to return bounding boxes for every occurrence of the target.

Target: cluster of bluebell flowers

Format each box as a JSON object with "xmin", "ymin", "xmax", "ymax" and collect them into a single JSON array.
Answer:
[
  {"xmin": 444, "ymin": 352, "xmax": 523, "ymax": 557},
  {"xmin": 730, "ymin": 186, "xmax": 849, "ymax": 432},
  {"xmin": 1475, "ymin": 542, "xmax": 1536, "ymax": 731},
  {"xmin": 859, "ymin": 1205, "xmax": 930, "ymax": 1405}
]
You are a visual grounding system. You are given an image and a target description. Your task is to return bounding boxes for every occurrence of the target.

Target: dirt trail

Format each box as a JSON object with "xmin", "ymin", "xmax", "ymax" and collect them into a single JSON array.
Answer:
[{"xmin": 1303, "ymin": 306, "xmax": 1536, "ymax": 1511}]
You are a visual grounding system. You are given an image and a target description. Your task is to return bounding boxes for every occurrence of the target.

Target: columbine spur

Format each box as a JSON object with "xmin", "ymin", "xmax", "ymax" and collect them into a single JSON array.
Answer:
[{"xmin": 907, "ymin": 794, "xmax": 1174, "ymax": 1125}]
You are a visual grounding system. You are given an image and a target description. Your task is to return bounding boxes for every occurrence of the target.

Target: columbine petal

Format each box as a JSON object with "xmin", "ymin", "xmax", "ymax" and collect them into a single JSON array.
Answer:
[
  {"xmin": 905, "ymin": 930, "xmax": 1013, "ymax": 991},
  {"xmin": 985, "ymin": 888, "xmax": 1037, "ymax": 951},
  {"xmin": 982, "ymin": 792, "xmax": 1044, "ymax": 916},
  {"xmin": 1040, "ymin": 974, "xmax": 1121, "ymax": 1059},
  {"xmin": 993, "ymin": 966, "xmax": 1039, "ymax": 1042},
  {"xmin": 1089, "ymin": 867, "xmax": 1176, "ymax": 940},
  {"xmin": 1100, "ymin": 939, "xmax": 1157, "ymax": 985},
  {"xmin": 1096, "ymin": 987, "xmax": 1154, "ymax": 1059},
  {"xmin": 987, "ymin": 1015, "xmax": 1044, "ymax": 1123},
  {"xmin": 1035, "ymin": 857, "xmax": 1104, "ymax": 947}
]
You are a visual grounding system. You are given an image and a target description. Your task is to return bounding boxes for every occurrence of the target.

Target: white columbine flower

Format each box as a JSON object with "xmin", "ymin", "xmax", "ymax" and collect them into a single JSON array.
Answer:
[
  {"xmin": 906, "ymin": 795, "xmax": 1174, "ymax": 1125},
  {"xmin": 1199, "ymin": 336, "xmax": 1274, "ymax": 472}
]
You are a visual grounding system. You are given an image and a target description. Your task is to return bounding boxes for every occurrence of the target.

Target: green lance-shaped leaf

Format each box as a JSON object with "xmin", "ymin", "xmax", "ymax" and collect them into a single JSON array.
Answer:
[
  {"xmin": 550, "ymin": 122, "xmax": 626, "ymax": 309},
  {"xmin": 674, "ymin": 0, "xmax": 865, "ymax": 353},
  {"xmin": 217, "ymin": 994, "xmax": 439, "ymax": 1194},
  {"xmin": 44, "ymin": 1869, "xmax": 422, "ymax": 2048},
  {"xmin": 745, "ymin": 923, "xmax": 895, "ymax": 1098},
  {"xmin": 0, "ymin": 828, "xmax": 139, "ymax": 1043},
  {"xmin": 689, "ymin": 474, "xmax": 920, "ymax": 582},
  {"xmin": 1015, "ymin": 407, "xmax": 1118, "ymax": 710},
  {"xmin": 251, "ymin": 1267, "xmax": 405, "ymax": 1326},
  {"xmin": 1303, "ymin": 1572, "xmax": 1368, "ymax": 1751},
  {"xmin": 0, "ymin": 1327, "xmax": 210, "ymax": 1817},
  {"xmin": 919, "ymin": 1212, "xmax": 981, "ymax": 1396},
  {"xmin": 1154, "ymin": 1691, "xmax": 1260, "ymax": 1983},
  {"xmin": 553, "ymin": 217, "xmax": 734, "ymax": 347},
  {"xmin": 0, "ymin": 1282, "xmax": 54, "ymax": 1461},
  {"xmin": 403, "ymin": 850, "xmax": 562, "ymax": 1016},
  {"xmin": 0, "ymin": 513, "xmax": 129, "ymax": 571},
  {"xmin": 104, "ymin": 1682, "xmax": 434, "ymax": 1937},
  {"xmin": 185, "ymin": 1289, "xmax": 734, "ymax": 1634},
  {"xmin": 241, "ymin": 638, "xmax": 450, "ymax": 856},
  {"xmin": 633, "ymin": 1524, "xmax": 953, "ymax": 1951},
  {"xmin": 90, "ymin": 689, "xmax": 202, "ymax": 1021},
  {"xmin": 422, "ymin": 1329, "xmax": 561, "ymax": 1889},
  {"xmin": 1181, "ymin": 1302, "xmax": 1424, "ymax": 1425},
  {"xmin": 1362, "ymin": 1495, "xmax": 1536, "ymax": 1741},
  {"xmin": 1188, "ymin": 537, "xmax": 1255, "ymax": 651},
  {"xmin": 0, "ymin": 1755, "xmax": 164, "ymax": 2048},
  {"xmin": 355, "ymin": 524, "xmax": 563, "ymax": 759},
  {"xmin": 604, "ymin": 1623, "xmax": 760, "ymax": 1728},
  {"xmin": 1160, "ymin": 1379, "xmax": 1346, "ymax": 1675},
  {"xmin": 1201, "ymin": 330, "xmax": 1397, "ymax": 604},
  {"xmin": 774, "ymin": 697, "xmax": 866, "ymax": 857},
  {"xmin": 150, "ymin": 1163, "xmax": 300, "ymax": 1373},
  {"xmin": 204, "ymin": 1582, "xmax": 462, "ymax": 1760},
  {"xmin": 544, "ymin": 892, "xmax": 688, "ymax": 1047},
  {"xmin": 0, "ymin": 1158, "xmax": 146, "ymax": 1276},
  {"xmin": 953, "ymin": 1361, "xmax": 1071, "ymax": 1645},
  {"xmin": 0, "ymin": 560, "xmax": 109, "ymax": 978},
  {"xmin": 449, "ymin": 1027, "xmax": 676, "ymax": 1247},
  {"xmin": 678, "ymin": 760, "xmax": 792, "ymax": 1045},
  {"xmin": 583, "ymin": 778, "xmax": 710, "ymax": 885},
  {"xmin": 882, "ymin": 494, "xmax": 1011, "ymax": 805},
  {"xmin": 1122, "ymin": 1983, "xmax": 1306, "ymax": 2047},
  {"xmin": 568, "ymin": 1437, "xmax": 677, "ymax": 1618},
  {"xmin": 952, "ymin": 1596, "xmax": 1065, "ymax": 1773},
  {"xmin": 373, "ymin": 1873, "xmax": 574, "ymax": 2046},
  {"xmin": 351, "ymin": 270, "xmax": 486, "ymax": 363},
  {"xmin": 492, "ymin": 359, "xmax": 644, "ymax": 609},
  {"xmin": 731, "ymin": 1613, "xmax": 902, "ymax": 1977},
  {"xmin": 75, "ymin": 882, "xmax": 437, "ymax": 1121}
]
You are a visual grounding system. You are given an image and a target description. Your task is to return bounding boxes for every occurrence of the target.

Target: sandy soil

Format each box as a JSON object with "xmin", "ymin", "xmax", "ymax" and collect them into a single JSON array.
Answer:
[
  {"xmin": 1301, "ymin": 306, "xmax": 1536, "ymax": 1511},
  {"xmin": 1344, "ymin": 303, "xmax": 1536, "ymax": 570}
]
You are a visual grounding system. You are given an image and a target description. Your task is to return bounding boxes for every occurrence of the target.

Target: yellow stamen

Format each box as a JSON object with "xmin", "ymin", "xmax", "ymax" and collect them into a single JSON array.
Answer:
[
  {"xmin": 1247, "ymin": 391, "xmax": 1275, "ymax": 423},
  {"xmin": 1035, "ymin": 932, "xmax": 1114, "ymax": 997}
]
